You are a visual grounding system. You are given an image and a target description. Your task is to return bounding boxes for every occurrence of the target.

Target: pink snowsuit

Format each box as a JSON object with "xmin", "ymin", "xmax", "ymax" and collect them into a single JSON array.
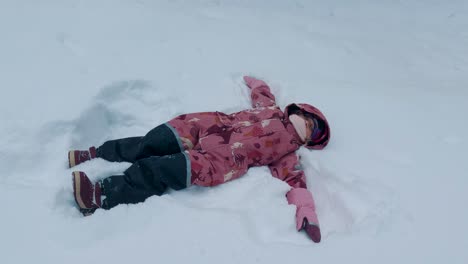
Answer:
[{"xmin": 167, "ymin": 76, "xmax": 331, "ymax": 231}]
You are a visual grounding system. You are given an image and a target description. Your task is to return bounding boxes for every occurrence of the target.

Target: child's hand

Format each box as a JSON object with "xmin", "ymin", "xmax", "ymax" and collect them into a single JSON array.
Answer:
[
  {"xmin": 287, "ymin": 188, "xmax": 321, "ymax": 243},
  {"xmin": 301, "ymin": 217, "xmax": 321, "ymax": 243}
]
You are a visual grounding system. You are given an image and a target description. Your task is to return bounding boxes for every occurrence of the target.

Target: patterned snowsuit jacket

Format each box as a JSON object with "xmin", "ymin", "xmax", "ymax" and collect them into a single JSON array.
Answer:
[{"xmin": 167, "ymin": 76, "xmax": 331, "ymax": 229}]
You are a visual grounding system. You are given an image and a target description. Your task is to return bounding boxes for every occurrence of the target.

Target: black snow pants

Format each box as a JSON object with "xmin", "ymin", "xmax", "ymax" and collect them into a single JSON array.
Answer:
[{"xmin": 95, "ymin": 123, "xmax": 191, "ymax": 210}]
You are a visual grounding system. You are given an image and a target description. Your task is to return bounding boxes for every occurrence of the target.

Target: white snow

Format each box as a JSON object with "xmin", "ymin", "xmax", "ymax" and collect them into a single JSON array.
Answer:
[{"xmin": 1, "ymin": 0, "xmax": 468, "ymax": 263}]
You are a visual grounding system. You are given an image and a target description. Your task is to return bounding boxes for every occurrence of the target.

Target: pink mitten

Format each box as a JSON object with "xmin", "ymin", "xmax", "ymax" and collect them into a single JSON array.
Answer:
[
  {"xmin": 243, "ymin": 76, "xmax": 268, "ymax": 89},
  {"xmin": 287, "ymin": 188, "xmax": 321, "ymax": 243}
]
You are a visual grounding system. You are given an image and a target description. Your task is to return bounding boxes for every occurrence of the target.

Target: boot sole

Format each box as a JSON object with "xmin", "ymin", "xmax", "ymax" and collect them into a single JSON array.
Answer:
[
  {"xmin": 68, "ymin": 151, "xmax": 76, "ymax": 168},
  {"xmin": 72, "ymin": 171, "xmax": 88, "ymax": 211}
]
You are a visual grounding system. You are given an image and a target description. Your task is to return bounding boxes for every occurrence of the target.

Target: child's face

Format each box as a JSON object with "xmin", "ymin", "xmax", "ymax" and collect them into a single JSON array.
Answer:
[
  {"xmin": 297, "ymin": 112, "xmax": 315, "ymax": 142},
  {"xmin": 304, "ymin": 116, "xmax": 315, "ymax": 142}
]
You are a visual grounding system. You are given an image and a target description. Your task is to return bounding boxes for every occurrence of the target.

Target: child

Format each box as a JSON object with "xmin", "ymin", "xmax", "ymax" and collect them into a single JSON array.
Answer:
[{"xmin": 69, "ymin": 76, "xmax": 330, "ymax": 243}]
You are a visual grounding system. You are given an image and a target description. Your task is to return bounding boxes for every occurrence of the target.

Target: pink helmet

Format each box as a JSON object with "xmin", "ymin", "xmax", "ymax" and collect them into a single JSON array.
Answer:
[{"xmin": 285, "ymin": 103, "xmax": 331, "ymax": 150}]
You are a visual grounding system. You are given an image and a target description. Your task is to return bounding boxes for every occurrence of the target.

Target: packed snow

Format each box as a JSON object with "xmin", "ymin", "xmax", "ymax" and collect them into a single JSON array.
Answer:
[{"xmin": 1, "ymin": 0, "xmax": 467, "ymax": 263}]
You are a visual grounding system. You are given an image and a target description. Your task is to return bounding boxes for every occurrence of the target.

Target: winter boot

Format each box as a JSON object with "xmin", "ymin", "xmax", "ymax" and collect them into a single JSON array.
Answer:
[
  {"xmin": 302, "ymin": 218, "xmax": 321, "ymax": 243},
  {"xmin": 72, "ymin": 171, "xmax": 102, "ymax": 216},
  {"xmin": 68, "ymin": 147, "xmax": 97, "ymax": 168}
]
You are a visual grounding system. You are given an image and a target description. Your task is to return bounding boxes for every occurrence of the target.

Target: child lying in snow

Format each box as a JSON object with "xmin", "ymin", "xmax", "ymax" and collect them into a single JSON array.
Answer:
[{"xmin": 68, "ymin": 76, "xmax": 330, "ymax": 243}]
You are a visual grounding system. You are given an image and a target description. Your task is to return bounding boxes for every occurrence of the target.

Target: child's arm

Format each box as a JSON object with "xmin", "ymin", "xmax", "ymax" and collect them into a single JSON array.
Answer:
[
  {"xmin": 243, "ymin": 76, "xmax": 276, "ymax": 108},
  {"xmin": 268, "ymin": 152, "xmax": 321, "ymax": 243}
]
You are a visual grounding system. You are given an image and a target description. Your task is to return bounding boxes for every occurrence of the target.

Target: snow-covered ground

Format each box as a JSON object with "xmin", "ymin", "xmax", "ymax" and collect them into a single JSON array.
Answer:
[{"xmin": 1, "ymin": 0, "xmax": 467, "ymax": 263}]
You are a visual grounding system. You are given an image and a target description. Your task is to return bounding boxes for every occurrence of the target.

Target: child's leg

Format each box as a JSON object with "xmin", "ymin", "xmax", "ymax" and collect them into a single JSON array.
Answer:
[
  {"xmin": 98, "ymin": 152, "xmax": 191, "ymax": 210},
  {"xmin": 96, "ymin": 123, "xmax": 183, "ymax": 163},
  {"xmin": 95, "ymin": 137, "xmax": 142, "ymax": 163}
]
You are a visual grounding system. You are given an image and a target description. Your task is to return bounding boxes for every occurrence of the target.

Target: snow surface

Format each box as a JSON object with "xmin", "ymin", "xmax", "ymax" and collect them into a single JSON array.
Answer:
[{"xmin": 1, "ymin": 0, "xmax": 468, "ymax": 263}]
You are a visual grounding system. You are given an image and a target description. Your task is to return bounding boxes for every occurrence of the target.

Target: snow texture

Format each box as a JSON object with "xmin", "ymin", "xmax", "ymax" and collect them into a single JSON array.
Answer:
[{"xmin": 1, "ymin": 0, "xmax": 467, "ymax": 263}]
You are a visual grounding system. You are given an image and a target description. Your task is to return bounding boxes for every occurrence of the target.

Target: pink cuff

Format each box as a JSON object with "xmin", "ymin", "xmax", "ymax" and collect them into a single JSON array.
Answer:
[
  {"xmin": 243, "ymin": 76, "xmax": 268, "ymax": 89},
  {"xmin": 286, "ymin": 188, "xmax": 315, "ymax": 209},
  {"xmin": 287, "ymin": 188, "xmax": 319, "ymax": 230}
]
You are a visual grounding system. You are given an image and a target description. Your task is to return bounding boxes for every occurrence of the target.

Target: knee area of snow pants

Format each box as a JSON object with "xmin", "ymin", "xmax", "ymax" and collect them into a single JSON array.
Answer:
[
  {"xmin": 100, "ymin": 152, "xmax": 191, "ymax": 210},
  {"xmin": 96, "ymin": 123, "xmax": 183, "ymax": 163}
]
